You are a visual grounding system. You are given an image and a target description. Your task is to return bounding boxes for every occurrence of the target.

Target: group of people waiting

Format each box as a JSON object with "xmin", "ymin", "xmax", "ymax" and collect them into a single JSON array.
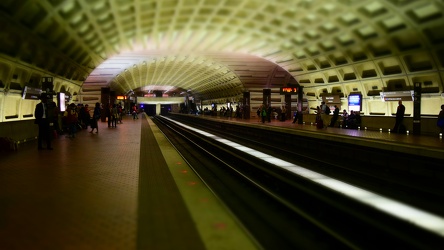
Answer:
[
  {"xmin": 62, "ymin": 102, "xmax": 102, "ymax": 138},
  {"xmin": 34, "ymin": 95, "xmax": 133, "ymax": 150},
  {"xmin": 104, "ymin": 103, "xmax": 125, "ymax": 128},
  {"xmin": 256, "ymin": 104, "xmax": 288, "ymax": 123},
  {"xmin": 312, "ymin": 101, "xmax": 362, "ymax": 129}
]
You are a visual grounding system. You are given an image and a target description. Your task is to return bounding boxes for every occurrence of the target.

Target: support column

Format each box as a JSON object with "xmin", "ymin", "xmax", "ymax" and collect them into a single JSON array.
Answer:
[
  {"xmin": 413, "ymin": 82, "xmax": 421, "ymax": 135},
  {"xmin": 154, "ymin": 91, "xmax": 162, "ymax": 97},
  {"xmin": 285, "ymin": 94, "xmax": 291, "ymax": 120},
  {"xmin": 156, "ymin": 103, "xmax": 161, "ymax": 115},
  {"xmin": 101, "ymin": 87, "xmax": 110, "ymax": 122},
  {"xmin": 110, "ymin": 90, "xmax": 116, "ymax": 106},
  {"xmin": 297, "ymin": 86, "xmax": 304, "ymax": 124},
  {"xmin": 185, "ymin": 95, "xmax": 190, "ymax": 113},
  {"xmin": 263, "ymin": 89, "xmax": 271, "ymax": 107},
  {"xmin": 243, "ymin": 92, "xmax": 250, "ymax": 119}
]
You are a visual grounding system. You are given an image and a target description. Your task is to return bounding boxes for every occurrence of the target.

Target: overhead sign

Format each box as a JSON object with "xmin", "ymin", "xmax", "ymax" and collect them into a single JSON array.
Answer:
[
  {"xmin": 22, "ymin": 86, "xmax": 41, "ymax": 100},
  {"xmin": 42, "ymin": 76, "xmax": 54, "ymax": 92},
  {"xmin": 380, "ymin": 91, "xmax": 414, "ymax": 101},
  {"xmin": 280, "ymin": 87, "xmax": 298, "ymax": 95},
  {"xmin": 42, "ymin": 77, "xmax": 53, "ymax": 83},
  {"xmin": 322, "ymin": 95, "xmax": 341, "ymax": 104}
]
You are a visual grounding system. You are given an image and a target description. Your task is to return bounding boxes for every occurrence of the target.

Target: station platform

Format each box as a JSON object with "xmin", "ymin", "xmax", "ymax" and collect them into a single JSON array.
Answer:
[
  {"xmin": 193, "ymin": 114, "xmax": 444, "ymax": 160},
  {"xmin": 1, "ymin": 113, "xmax": 443, "ymax": 249},
  {"xmin": 0, "ymin": 114, "xmax": 258, "ymax": 250}
]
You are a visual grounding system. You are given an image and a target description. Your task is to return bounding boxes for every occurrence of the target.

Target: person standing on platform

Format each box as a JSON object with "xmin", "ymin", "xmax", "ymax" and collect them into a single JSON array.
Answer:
[
  {"xmin": 329, "ymin": 105, "xmax": 340, "ymax": 127},
  {"xmin": 341, "ymin": 109, "xmax": 349, "ymax": 128},
  {"xmin": 437, "ymin": 104, "xmax": 444, "ymax": 134},
  {"xmin": 257, "ymin": 107, "xmax": 261, "ymax": 122},
  {"xmin": 267, "ymin": 105, "xmax": 272, "ymax": 122},
  {"xmin": 260, "ymin": 104, "xmax": 267, "ymax": 123},
  {"xmin": 117, "ymin": 104, "xmax": 123, "ymax": 124},
  {"xmin": 34, "ymin": 94, "xmax": 53, "ymax": 150},
  {"xmin": 111, "ymin": 104, "xmax": 118, "ymax": 128},
  {"xmin": 320, "ymin": 101, "xmax": 330, "ymax": 128},
  {"xmin": 281, "ymin": 106, "xmax": 286, "ymax": 121},
  {"xmin": 64, "ymin": 103, "xmax": 78, "ymax": 138},
  {"xmin": 316, "ymin": 106, "xmax": 324, "ymax": 129},
  {"xmin": 90, "ymin": 102, "xmax": 101, "ymax": 134},
  {"xmin": 392, "ymin": 100, "xmax": 405, "ymax": 133},
  {"xmin": 105, "ymin": 104, "xmax": 111, "ymax": 127},
  {"xmin": 132, "ymin": 105, "xmax": 138, "ymax": 120},
  {"xmin": 292, "ymin": 110, "xmax": 298, "ymax": 124}
]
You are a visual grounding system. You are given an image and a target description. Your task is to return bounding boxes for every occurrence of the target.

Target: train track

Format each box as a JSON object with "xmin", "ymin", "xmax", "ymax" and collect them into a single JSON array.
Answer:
[
  {"xmin": 151, "ymin": 115, "xmax": 444, "ymax": 250},
  {"xmin": 169, "ymin": 114, "xmax": 444, "ymax": 215}
]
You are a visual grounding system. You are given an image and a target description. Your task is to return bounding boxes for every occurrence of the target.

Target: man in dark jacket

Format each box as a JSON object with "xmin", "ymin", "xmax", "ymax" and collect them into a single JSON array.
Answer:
[
  {"xmin": 393, "ymin": 100, "xmax": 406, "ymax": 133},
  {"xmin": 329, "ymin": 105, "xmax": 340, "ymax": 127},
  {"xmin": 34, "ymin": 94, "xmax": 52, "ymax": 150}
]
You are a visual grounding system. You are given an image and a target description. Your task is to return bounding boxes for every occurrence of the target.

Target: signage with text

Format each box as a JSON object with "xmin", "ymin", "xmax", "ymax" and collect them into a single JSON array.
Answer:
[
  {"xmin": 322, "ymin": 95, "xmax": 341, "ymax": 104},
  {"xmin": 348, "ymin": 94, "xmax": 362, "ymax": 112},
  {"xmin": 42, "ymin": 77, "xmax": 54, "ymax": 92},
  {"xmin": 380, "ymin": 91, "xmax": 414, "ymax": 101},
  {"xmin": 22, "ymin": 86, "xmax": 41, "ymax": 100},
  {"xmin": 280, "ymin": 87, "xmax": 298, "ymax": 95}
]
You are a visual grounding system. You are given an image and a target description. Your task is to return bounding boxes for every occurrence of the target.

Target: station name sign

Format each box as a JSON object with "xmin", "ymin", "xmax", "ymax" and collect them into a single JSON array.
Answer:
[
  {"xmin": 380, "ymin": 91, "xmax": 414, "ymax": 101},
  {"xmin": 280, "ymin": 87, "xmax": 298, "ymax": 95}
]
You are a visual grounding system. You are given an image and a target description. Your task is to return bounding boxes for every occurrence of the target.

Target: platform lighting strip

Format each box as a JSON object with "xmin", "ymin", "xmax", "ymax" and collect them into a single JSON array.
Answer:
[{"xmin": 162, "ymin": 116, "xmax": 444, "ymax": 237}]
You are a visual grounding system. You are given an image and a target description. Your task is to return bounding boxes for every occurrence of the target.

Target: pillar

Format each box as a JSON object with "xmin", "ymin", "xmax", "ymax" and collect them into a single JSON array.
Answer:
[
  {"xmin": 413, "ymin": 82, "xmax": 421, "ymax": 135},
  {"xmin": 243, "ymin": 92, "xmax": 250, "ymax": 119},
  {"xmin": 297, "ymin": 86, "xmax": 303, "ymax": 124},
  {"xmin": 263, "ymin": 89, "xmax": 271, "ymax": 107},
  {"xmin": 156, "ymin": 103, "xmax": 161, "ymax": 115},
  {"xmin": 101, "ymin": 87, "xmax": 110, "ymax": 122},
  {"xmin": 154, "ymin": 91, "xmax": 162, "ymax": 97},
  {"xmin": 285, "ymin": 94, "xmax": 291, "ymax": 120}
]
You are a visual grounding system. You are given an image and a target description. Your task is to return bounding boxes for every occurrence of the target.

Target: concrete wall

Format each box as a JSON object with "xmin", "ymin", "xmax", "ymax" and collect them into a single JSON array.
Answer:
[{"xmin": 0, "ymin": 119, "xmax": 38, "ymax": 150}]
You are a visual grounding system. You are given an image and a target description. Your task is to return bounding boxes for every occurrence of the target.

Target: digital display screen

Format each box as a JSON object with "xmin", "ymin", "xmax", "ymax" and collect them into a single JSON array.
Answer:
[
  {"xmin": 58, "ymin": 92, "xmax": 66, "ymax": 112},
  {"xmin": 280, "ymin": 87, "xmax": 298, "ymax": 95},
  {"xmin": 348, "ymin": 94, "xmax": 362, "ymax": 112}
]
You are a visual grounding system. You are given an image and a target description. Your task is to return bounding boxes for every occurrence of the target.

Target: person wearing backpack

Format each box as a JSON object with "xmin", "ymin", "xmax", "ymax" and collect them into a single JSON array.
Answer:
[
  {"xmin": 64, "ymin": 103, "xmax": 78, "ymax": 138},
  {"xmin": 260, "ymin": 104, "xmax": 267, "ymax": 123}
]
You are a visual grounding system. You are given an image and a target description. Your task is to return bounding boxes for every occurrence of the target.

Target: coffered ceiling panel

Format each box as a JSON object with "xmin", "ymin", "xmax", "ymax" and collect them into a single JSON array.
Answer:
[{"xmin": 0, "ymin": 0, "xmax": 443, "ymax": 100}]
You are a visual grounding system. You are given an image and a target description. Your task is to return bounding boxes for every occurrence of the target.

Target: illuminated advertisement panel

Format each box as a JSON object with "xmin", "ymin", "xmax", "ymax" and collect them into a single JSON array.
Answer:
[
  {"xmin": 57, "ymin": 92, "xmax": 66, "ymax": 112},
  {"xmin": 348, "ymin": 94, "xmax": 362, "ymax": 112}
]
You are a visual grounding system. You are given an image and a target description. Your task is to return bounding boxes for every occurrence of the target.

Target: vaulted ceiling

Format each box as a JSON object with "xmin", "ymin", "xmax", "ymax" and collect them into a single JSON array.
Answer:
[{"xmin": 1, "ymin": 0, "xmax": 443, "ymax": 101}]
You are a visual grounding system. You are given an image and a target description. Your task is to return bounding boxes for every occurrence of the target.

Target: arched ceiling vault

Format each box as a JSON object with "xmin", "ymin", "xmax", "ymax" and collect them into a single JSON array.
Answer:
[{"xmin": 1, "ymin": 0, "xmax": 443, "ymax": 101}]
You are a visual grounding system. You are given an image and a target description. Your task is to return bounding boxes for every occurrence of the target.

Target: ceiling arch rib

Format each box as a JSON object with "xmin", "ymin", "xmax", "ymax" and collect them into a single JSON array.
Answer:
[
  {"xmin": 0, "ymin": 0, "xmax": 443, "ymax": 101},
  {"xmin": 106, "ymin": 52, "xmax": 288, "ymax": 99}
]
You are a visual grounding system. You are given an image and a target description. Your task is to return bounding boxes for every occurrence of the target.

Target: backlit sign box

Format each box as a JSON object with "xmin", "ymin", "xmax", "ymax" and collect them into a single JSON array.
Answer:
[
  {"xmin": 348, "ymin": 94, "xmax": 362, "ymax": 112},
  {"xmin": 57, "ymin": 92, "xmax": 66, "ymax": 112},
  {"xmin": 280, "ymin": 87, "xmax": 298, "ymax": 95},
  {"xmin": 22, "ymin": 86, "xmax": 42, "ymax": 100},
  {"xmin": 322, "ymin": 95, "xmax": 340, "ymax": 104},
  {"xmin": 380, "ymin": 91, "xmax": 414, "ymax": 102}
]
